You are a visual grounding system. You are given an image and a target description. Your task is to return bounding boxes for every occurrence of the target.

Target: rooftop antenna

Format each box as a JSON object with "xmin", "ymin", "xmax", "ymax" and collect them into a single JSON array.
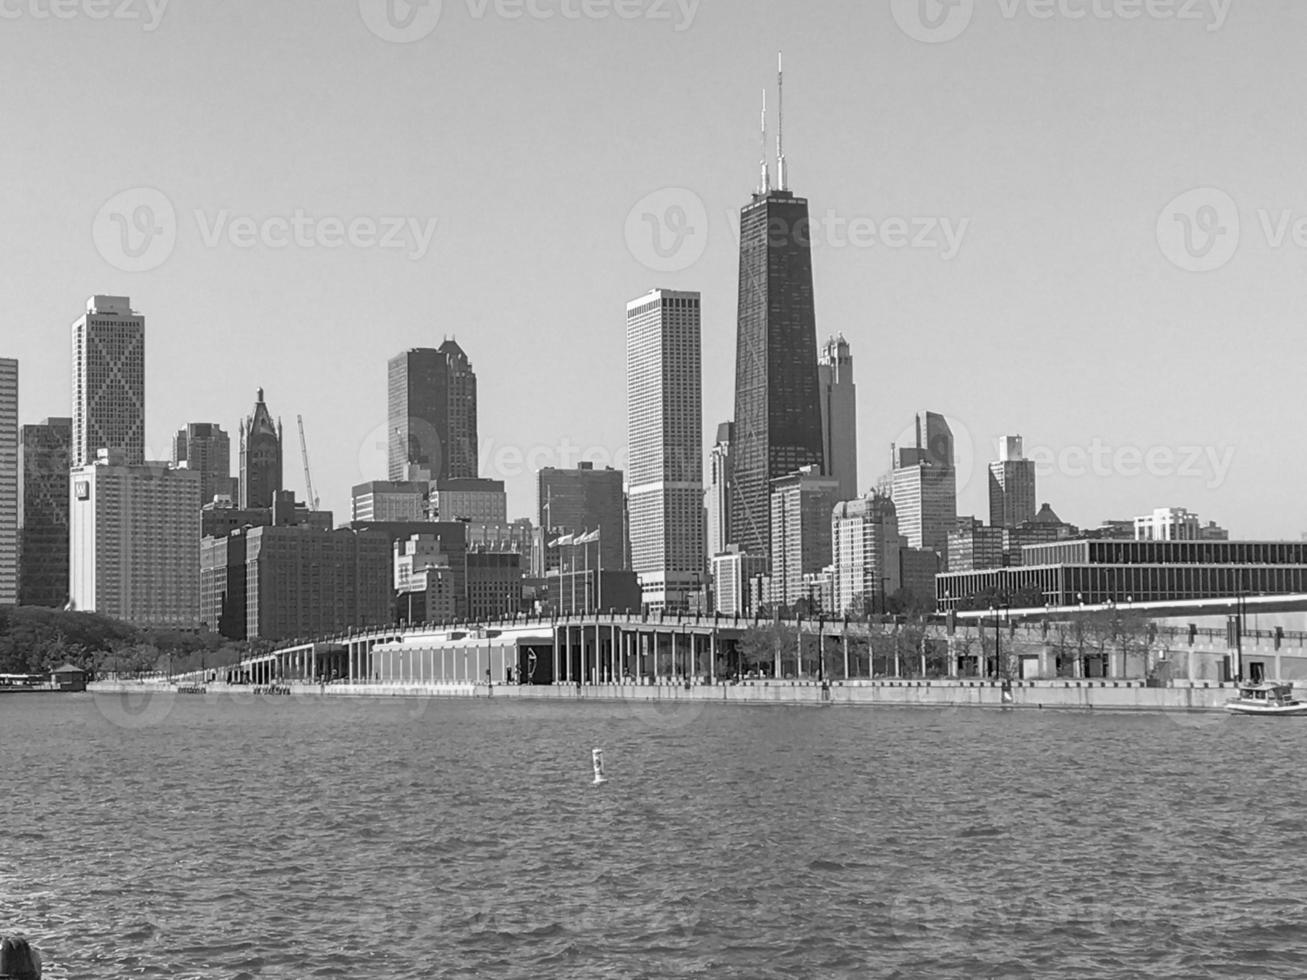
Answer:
[
  {"xmin": 759, "ymin": 88, "xmax": 771, "ymax": 195},
  {"xmin": 777, "ymin": 51, "xmax": 787, "ymax": 191}
]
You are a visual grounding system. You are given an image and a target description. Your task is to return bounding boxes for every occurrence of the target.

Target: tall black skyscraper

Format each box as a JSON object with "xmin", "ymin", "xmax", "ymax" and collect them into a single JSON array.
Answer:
[
  {"xmin": 731, "ymin": 57, "xmax": 826, "ymax": 559},
  {"xmin": 388, "ymin": 341, "xmax": 478, "ymax": 483},
  {"xmin": 19, "ymin": 417, "xmax": 72, "ymax": 608}
]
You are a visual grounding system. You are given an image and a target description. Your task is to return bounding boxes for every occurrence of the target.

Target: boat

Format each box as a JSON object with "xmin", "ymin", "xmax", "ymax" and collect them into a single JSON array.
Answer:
[{"xmin": 1225, "ymin": 682, "xmax": 1307, "ymax": 716}]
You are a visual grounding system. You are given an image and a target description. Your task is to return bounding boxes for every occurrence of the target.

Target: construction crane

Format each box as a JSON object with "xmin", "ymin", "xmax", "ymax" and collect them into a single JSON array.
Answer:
[{"xmin": 297, "ymin": 415, "xmax": 320, "ymax": 511}]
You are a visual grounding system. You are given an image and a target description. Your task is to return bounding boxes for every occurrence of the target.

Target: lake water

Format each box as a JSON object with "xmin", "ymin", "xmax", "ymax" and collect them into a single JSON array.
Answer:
[{"xmin": 2, "ymin": 691, "xmax": 1306, "ymax": 979}]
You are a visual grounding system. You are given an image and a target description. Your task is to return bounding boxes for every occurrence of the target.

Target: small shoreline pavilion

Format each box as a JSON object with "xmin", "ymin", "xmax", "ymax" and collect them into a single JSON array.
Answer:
[{"xmin": 938, "ymin": 539, "xmax": 1307, "ymax": 612}]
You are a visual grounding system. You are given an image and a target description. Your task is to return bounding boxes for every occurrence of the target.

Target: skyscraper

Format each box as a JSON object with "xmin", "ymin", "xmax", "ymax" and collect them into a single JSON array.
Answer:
[
  {"xmin": 626, "ymin": 288, "xmax": 705, "ymax": 611},
  {"xmin": 71, "ymin": 295, "xmax": 145, "ymax": 466},
  {"xmin": 387, "ymin": 342, "xmax": 478, "ymax": 483},
  {"xmin": 0, "ymin": 359, "xmax": 16, "ymax": 606},
  {"xmin": 731, "ymin": 58, "xmax": 826, "ymax": 560},
  {"xmin": 537, "ymin": 463, "xmax": 626, "ymax": 572},
  {"xmin": 769, "ymin": 465, "xmax": 841, "ymax": 610},
  {"xmin": 69, "ymin": 452, "xmax": 202, "ymax": 629},
  {"xmin": 174, "ymin": 422, "xmax": 235, "ymax": 507},
  {"xmin": 706, "ymin": 422, "xmax": 734, "ymax": 561},
  {"xmin": 19, "ymin": 417, "xmax": 72, "ymax": 608},
  {"xmin": 239, "ymin": 389, "xmax": 283, "ymax": 510},
  {"xmin": 891, "ymin": 412, "xmax": 958, "ymax": 561},
  {"xmin": 832, "ymin": 491, "xmax": 903, "ymax": 617},
  {"xmin": 818, "ymin": 335, "xmax": 858, "ymax": 502},
  {"xmin": 988, "ymin": 435, "xmax": 1036, "ymax": 529}
]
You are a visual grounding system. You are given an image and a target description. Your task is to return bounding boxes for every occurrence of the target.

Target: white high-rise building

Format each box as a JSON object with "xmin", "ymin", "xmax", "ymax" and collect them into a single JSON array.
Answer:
[
  {"xmin": 626, "ymin": 289, "xmax": 705, "ymax": 611},
  {"xmin": 891, "ymin": 412, "xmax": 958, "ymax": 561},
  {"xmin": 0, "ymin": 358, "xmax": 17, "ymax": 605},
  {"xmin": 69, "ymin": 451, "xmax": 202, "ymax": 629},
  {"xmin": 832, "ymin": 492, "xmax": 904, "ymax": 618},
  {"xmin": 72, "ymin": 296, "xmax": 145, "ymax": 467},
  {"xmin": 818, "ymin": 336, "xmax": 858, "ymax": 502},
  {"xmin": 770, "ymin": 465, "xmax": 842, "ymax": 610},
  {"xmin": 989, "ymin": 435, "xmax": 1037, "ymax": 529}
]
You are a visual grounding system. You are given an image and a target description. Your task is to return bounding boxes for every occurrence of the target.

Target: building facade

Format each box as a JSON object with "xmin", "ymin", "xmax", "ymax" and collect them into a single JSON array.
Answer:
[
  {"xmin": 732, "ymin": 177, "xmax": 826, "ymax": 560},
  {"xmin": 947, "ymin": 518, "xmax": 1006, "ymax": 573},
  {"xmin": 891, "ymin": 413, "xmax": 958, "ymax": 563},
  {"xmin": 242, "ymin": 525, "xmax": 391, "ymax": 640},
  {"xmin": 706, "ymin": 422, "xmax": 734, "ymax": 564},
  {"xmin": 832, "ymin": 492, "xmax": 903, "ymax": 618},
  {"xmin": 937, "ymin": 539, "xmax": 1307, "ymax": 611},
  {"xmin": 0, "ymin": 359, "xmax": 16, "ymax": 605},
  {"xmin": 239, "ymin": 389, "xmax": 283, "ymax": 509},
  {"xmin": 72, "ymin": 296, "xmax": 145, "ymax": 467},
  {"xmin": 69, "ymin": 452, "xmax": 202, "ymax": 629},
  {"xmin": 818, "ymin": 335, "xmax": 858, "ymax": 502},
  {"xmin": 626, "ymin": 289, "xmax": 705, "ymax": 611},
  {"xmin": 431, "ymin": 477, "xmax": 507, "ymax": 524},
  {"xmin": 387, "ymin": 342, "xmax": 478, "ymax": 483},
  {"xmin": 18, "ymin": 417, "xmax": 72, "ymax": 608},
  {"xmin": 712, "ymin": 546, "xmax": 768, "ymax": 616},
  {"xmin": 988, "ymin": 435, "xmax": 1037, "ymax": 529},
  {"xmin": 769, "ymin": 466, "xmax": 842, "ymax": 610},
  {"xmin": 351, "ymin": 481, "xmax": 429, "ymax": 523},
  {"xmin": 173, "ymin": 423, "xmax": 235, "ymax": 508},
  {"xmin": 537, "ymin": 463, "xmax": 626, "ymax": 572},
  {"xmin": 1134, "ymin": 507, "xmax": 1229, "ymax": 542}
]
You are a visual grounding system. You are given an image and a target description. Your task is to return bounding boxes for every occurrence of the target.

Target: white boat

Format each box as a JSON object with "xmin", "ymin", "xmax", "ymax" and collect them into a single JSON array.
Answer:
[{"xmin": 1225, "ymin": 682, "xmax": 1307, "ymax": 716}]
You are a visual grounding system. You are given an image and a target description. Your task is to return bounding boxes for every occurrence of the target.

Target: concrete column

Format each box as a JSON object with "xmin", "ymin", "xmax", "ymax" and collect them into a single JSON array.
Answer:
[
  {"xmin": 842, "ymin": 634, "xmax": 850, "ymax": 680},
  {"xmin": 710, "ymin": 632, "xmax": 717, "ymax": 684},
  {"xmin": 553, "ymin": 626, "xmax": 560, "ymax": 685}
]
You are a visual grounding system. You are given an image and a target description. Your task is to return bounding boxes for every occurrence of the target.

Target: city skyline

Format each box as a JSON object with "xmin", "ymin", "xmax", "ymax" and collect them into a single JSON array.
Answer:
[{"xmin": 1, "ymin": 3, "xmax": 1297, "ymax": 538}]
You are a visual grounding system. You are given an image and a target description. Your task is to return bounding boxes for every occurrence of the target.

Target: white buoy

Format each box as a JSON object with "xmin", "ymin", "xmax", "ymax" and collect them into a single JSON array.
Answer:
[{"xmin": 592, "ymin": 748, "xmax": 608, "ymax": 785}]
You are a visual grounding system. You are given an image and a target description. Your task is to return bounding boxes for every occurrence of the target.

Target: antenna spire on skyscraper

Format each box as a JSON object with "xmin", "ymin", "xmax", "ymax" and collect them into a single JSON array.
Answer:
[
  {"xmin": 759, "ymin": 88, "xmax": 771, "ymax": 195},
  {"xmin": 777, "ymin": 51, "xmax": 787, "ymax": 191}
]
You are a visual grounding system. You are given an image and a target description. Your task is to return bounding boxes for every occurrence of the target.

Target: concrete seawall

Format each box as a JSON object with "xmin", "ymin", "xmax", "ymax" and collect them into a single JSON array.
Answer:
[{"xmin": 87, "ymin": 678, "xmax": 1240, "ymax": 713}]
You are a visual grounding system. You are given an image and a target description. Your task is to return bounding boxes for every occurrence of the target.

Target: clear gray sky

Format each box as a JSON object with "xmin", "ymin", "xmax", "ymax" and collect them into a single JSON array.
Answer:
[{"xmin": 1, "ymin": 0, "xmax": 1302, "ymax": 537}]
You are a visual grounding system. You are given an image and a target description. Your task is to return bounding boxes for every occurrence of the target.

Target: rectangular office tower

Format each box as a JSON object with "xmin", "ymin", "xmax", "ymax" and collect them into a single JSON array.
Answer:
[
  {"xmin": 174, "ymin": 423, "xmax": 235, "ymax": 508},
  {"xmin": 832, "ymin": 492, "xmax": 903, "ymax": 618},
  {"xmin": 732, "ymin": 178, "xmax": 826, "ymax": 558},
  {"xmin": 538, "ymin": 463, "xmax": 626, "ymax": 572},
  {"xmin": 769, "ymin": 466, "xmax": 841, "ymax": 610},
  {"xmin": 388, "ymin": 342, "xmax": 478, "ymax": 483},
  {"xmin": 891, "ymin": 412, "xmax": 958, "ymax": 562},
  {"xmin": 706, "ymin": 422, "xmax": 734, "ymax": 562},
  {"xmin": 72, "ymin": 296, "xmax": 145, "ymax": 466},
  {"xmin": 19, "ymin": 417, "xmax": 72, "ymax": 608},
  {"xmin": 0, "ymin": 359, "xmax": 16, "ymax": 605},
  {"xmin": 626, "ymin": 289, "xmax": 705, "ymax": 611},
  {"xmin": 69, "ymin": 452, "xmax": 202, "ymax": 629},
  {"xmin": 988, "ymin": 435, "xmax": 1036, "ymax": 529},
  {"xmin": 819, "ymin": 335, "xmax": 858, "ymax": 502}
]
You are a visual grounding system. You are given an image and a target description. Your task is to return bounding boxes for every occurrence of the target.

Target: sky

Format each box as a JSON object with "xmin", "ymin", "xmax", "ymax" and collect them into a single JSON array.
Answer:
[{"xmin": 2, "ymin": 0, "xmax": 1305, "ymax": 537}]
